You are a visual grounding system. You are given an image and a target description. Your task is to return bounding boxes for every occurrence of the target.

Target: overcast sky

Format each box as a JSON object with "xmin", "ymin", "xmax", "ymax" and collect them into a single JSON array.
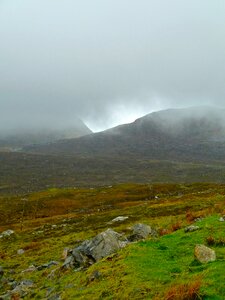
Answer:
[{"xmin": 1, "ymin": 0, "xmax": 225, "ymax": 132}]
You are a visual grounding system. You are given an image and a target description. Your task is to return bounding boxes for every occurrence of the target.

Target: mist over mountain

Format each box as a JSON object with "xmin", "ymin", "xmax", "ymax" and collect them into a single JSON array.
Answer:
[
  {"xmin": 1, "ymin": 106, "xmax": 225, "ymax": 195},
  {"xmin": 1, "ymin": 1, "xmax": 225, "ymax": 131},
  {"xmin": 0, "ymin": 118, "xmax": 92, "ymax": 150},
  {"xmin": 23, "ymin": 106, "xmax": 225, "ymax": 161}
]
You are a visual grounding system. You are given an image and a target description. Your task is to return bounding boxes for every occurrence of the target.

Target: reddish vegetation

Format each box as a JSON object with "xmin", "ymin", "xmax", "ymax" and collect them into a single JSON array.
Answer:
[
  {"xmin": 171, "ymin": 222, "xmax": 182, "ymax": 232},
  {"xmin": 23, "ymin": 242, "xmax": 42, "ymax": 251},
  {"xmin": 163, "ymin": 278, "xmax": 202, "ymax": 300},
  {"xmin": 158, "ymin": 228, "xmax": 171, "ymax": 236}
]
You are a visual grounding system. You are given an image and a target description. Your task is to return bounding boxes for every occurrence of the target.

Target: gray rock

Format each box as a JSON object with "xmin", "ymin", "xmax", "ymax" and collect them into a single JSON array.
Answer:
[
  {"xmin": 62, "ymin": 256, "xmax": 75, "ymax": 269},
  {"xmin": 184, "ymin": 225, "xmax": 200, "ymax": 233},
  {"xmin": 194, "ymin": 217, "xmax": 203, "ymax": 222},
  {"xmin": 37, "ymin": 261, "xmax": 59, "ymax": 271},
  {"xmin": 128, "ymin": 223, "xmax": 152, "ymax": 241},
  {"xmin": 69, "ymin": 229, "xmax": 128, "ymax": 268},
  {"xmin": 194, "ymin": 244, "xmax": 216, "ymax": 263},
  {"xmin": 89, "ymin": 270, "xmax": 102, "ymax": 282},
  {"xmin": 219, "ymin": 217, "xmax": 224, "ymax": 222},
  {"xmin": 21, "ymin": 265, "xmax": 37, "ymax": 273},
  {"xmin": 5, "ymin": 279, "xmax": 34, "ymax": 299},
  {"xmin": 72, "ymin": 241, "xmax": 93, "ymax": 267},
  {"xmin": 110, "ymin": 216, "xmax": 129, "ymax": 223},
  {"xmin": 20, "ymin": 279, "xmax": 33, "ymax": 287},
  {"xmin": 17, "ymin": 249, "xmax": 25, "ymax": 255},
  {"xmin": 0, "ymin": 230, "xmax": 15, "ymax": 239}
]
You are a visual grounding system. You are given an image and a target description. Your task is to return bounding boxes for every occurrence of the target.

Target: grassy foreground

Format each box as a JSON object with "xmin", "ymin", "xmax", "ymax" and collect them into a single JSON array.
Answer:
[{"xmin": 0, "ymin": 183, "xmax": 224, "ymax": 299}]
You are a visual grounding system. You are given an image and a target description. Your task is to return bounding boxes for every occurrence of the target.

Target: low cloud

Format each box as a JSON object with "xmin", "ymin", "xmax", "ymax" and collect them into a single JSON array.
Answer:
[{"xmin": 0, "ymin": 0, "xmax": 225, "ymax": 132}]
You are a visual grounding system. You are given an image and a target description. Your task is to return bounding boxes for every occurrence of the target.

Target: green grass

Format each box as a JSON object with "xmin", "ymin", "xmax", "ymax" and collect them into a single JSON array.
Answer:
[
  {"xmin": 0, "ymin": 183, "xmax": 225, "ymax": 299},
  {"xmin": 124, "ymin": 216, "xmax": 225, "ymax": 299}
]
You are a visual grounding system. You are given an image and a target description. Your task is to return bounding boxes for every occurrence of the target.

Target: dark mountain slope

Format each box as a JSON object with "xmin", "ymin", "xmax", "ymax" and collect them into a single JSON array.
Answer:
[
  {"xmin": 1, "ymin": 107, "xmax": 225, "ymax": 194},
  {"xmin": 23, "ymin": 107, "xmax": 225, "ymax": 162}
]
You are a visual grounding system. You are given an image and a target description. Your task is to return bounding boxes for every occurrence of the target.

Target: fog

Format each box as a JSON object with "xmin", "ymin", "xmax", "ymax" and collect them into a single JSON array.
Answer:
[{"xmin": 0, "ymin": 0, "xmax": 225, "ymax": 132}]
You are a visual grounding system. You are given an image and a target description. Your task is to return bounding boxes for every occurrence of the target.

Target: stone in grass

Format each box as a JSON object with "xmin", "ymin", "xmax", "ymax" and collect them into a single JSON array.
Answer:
[
  {"xmin": 22, "ymin": 265, "xmax": 37, "ymax": 273},
  {"xmin": 184, "ymin": 225, "xmax": 200, "ymax": 233},
  {"xmin": 110, "ymin": 216, "xmax": 129, "ymax": 223},
  {"xmin": 37, "ymin": 261, "xmax": 59, "ymax": 271},
  {"xmin": 3, "ymin": 279, "xmax": 34, "ymax": 299},
  {"xmin": 17, "ymin": 249, "xmax": 25, "ymax": 255},
  {"xmin": 0, "ymin": 230, "xmax": 15, "ymax": 239},
  {"xmin": 88, "ymin": 270, "xmax": 102, "ymax": 282},
  {"xmin": 74, "ymin": 229, "xmax": 128, "ymax": 262},
  {"xmin": 194, "ymin": 244, "xmax": 216, "ymax": 263},
  {"xmin": 64, "ymin": 229, "xmax": 128, "ymax": 269},
  {"xmin": 219, "ymin": 217, "xmax": 224, "ymax": 222},
  {"xmin": 128, "ymin": 223, "xmax": 153, "ymax": 242}
]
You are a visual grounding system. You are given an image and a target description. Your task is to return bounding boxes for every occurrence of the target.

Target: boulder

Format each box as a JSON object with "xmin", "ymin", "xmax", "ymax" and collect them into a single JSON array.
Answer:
[
  {"xmin": 128, "ymin": 223, "xmax": 153, "ymax": 241},
  {"xmin": 194, "ymin": 244, "xmax": 216, "ymax": 263},
  {"xmin": 219, "ymin": 217, "xmax": 224, "ymax": 222},
  {"xmin": 68, "ymin": 229, "xmax": 128, "ymax": 268},
  {"xmin": 184, "ymin": 225, "xmax": 200, "ymax": 233}
]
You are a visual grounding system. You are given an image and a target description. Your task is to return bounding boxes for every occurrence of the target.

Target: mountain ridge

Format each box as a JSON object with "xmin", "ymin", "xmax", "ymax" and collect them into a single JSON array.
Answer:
[{"xmin": 22, "ymin": 106, "xmax": 225, "ymax": 162}]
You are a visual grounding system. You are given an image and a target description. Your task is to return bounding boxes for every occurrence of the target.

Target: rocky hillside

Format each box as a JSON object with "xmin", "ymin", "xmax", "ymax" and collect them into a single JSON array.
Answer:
[
  {"xmin": 0, "ymin": 183, "xmax": 224, "ymax": 299},
  {"xmin": 23, "ymin": 107, "xmax": 225, "ymax": 162}
]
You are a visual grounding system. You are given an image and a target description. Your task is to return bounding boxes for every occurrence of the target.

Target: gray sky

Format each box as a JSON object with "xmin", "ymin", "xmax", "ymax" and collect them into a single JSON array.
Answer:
[{"xmin": 1, "ymin": 0, "xmax": 225, "ymax": 132}]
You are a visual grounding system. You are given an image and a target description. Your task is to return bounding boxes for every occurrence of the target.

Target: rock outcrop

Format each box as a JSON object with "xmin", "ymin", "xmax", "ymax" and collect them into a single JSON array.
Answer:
[
  {"xmin": 63, "ymin": 229, "xmax": 128, "ymax": 269},
  {"xmin": 63, "ymin": 224, "xmax": 155, "ymax": 269}
]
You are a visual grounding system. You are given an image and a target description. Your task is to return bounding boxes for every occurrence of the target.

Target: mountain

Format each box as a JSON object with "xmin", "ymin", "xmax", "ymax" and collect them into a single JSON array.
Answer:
[
  {"xmin": 2, "ymin": 106, "xmax": 225, "ymax": 195},
  {"xmin": 23, "ymin": 106, "xmax": 225, "ymax": 162},
  {"xmin": 0, "ymin": 118, "xmax": 92, "ymax": 151}
]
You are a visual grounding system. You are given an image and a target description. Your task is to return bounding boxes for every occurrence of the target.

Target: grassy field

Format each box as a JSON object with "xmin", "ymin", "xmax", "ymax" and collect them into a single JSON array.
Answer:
[{"xmin": 0, "ymin": 183, "xmax": 224, "ymax": 299}]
